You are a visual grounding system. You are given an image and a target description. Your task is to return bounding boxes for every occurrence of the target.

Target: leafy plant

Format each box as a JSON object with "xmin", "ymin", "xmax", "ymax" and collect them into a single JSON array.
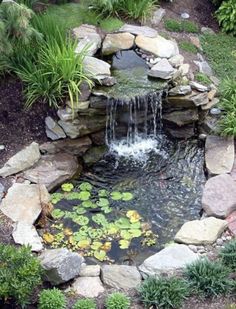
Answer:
[
  {"xmin": 216, "ymin": 0, "xmax": 236, "ymax": 36},
  {"xmin": 179, "ymin": 41, "xmax": 198, "ymax": 54},
  {"xmin": 185, "ymin": 259, "xmax": 231, "ymax": 298},
  {"xmin": 72, "ymin": 298, "xmax": 96, "ymax": 309},
  {"xmin": 0, "ymin": 244, "xmax": 42, "ymax": 307},
  {"xmin": 38, "ymin": 288, "xmax": 66, "ymax": 309},
  {"xmin": 105, "ymin": 292, "xmax": 130, "ymax": 309},
  {"xmin": 220, "ymin": 239, "xmax": 236, "ymax": 270},
  {"xmin": 139, "ymin": 276, "xmax": 189, "ymax": 309}
]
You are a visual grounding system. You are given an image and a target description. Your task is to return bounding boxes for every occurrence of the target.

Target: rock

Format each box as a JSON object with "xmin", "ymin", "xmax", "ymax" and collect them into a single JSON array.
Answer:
[
  {"xmin": 190, "ymin": 81, "xmax": 209, "ymax": 92},
  {"xmin": 188, "ymin": 245, "xmax": 198, "ymax": 253},
  {"xmin": 119, "ymin": 24, "xmax": 158, "ymax": 37},
  {"xmin": 72, "ymin": 277, "xmax": 104, "ymax": 298},
  {"xmin": 83, "ymin": 56, "xmax": 111, "ymax": 80},
  {"xmin": 0, "ymin": 142, "xmax": 40, "ymax": 177},
  {"xmin": 45, "ymin": 117, "xmax": 66, "ymax": 141},
  {"xmin": 179, "ymin": 64, "xmax": 190, "ymax": 76},
  {"xmin": 98, "ymin": 76, "xmax": 117, "ymax": 86},
  {"xmin": 39, "ymin": 248, "xmax": 84, "ymax": 285},
  {"xmin": 67, "ymin": 100, "xmax": 90, "ymax": 111},
  {"xmin": 101, "ymin": 265, "xmax": 141, "ymax": 290},
  {"xmin": 231, "ymin": 158, "xmax": 236, "ymax": 181},
  {"xmin": 190, "ymin": 36, "xmax": 201, "ymax": 49},
  {"xmin": 169, "ymin": 54, "xmax": 184, "ymax": 68},
  {"xmin": 72, "ymin": 24, "xmax": 102, "ymax": 40},
  {"xmin": 216, "ymin": 238, "xmax": 224, "ymax": 246},
  {"xmin": 83, "ymin": 146, "xmax": 107, "ymax": 166},
  {"xmin": 90, "ymin": 131, "xmax": 105, "ymax": 146},
  {"xmin": 151, "ymin": 8, "xmax": 166, "ymax": 25},
  {"xmin": 210, "ymin": 76, "xmax": 220, "ymax": 86},
  {"xmin": 78, "ymin": 81, "xmax": 92, "ymax": 102},
  {"xmin": 208, "ymin": 89, "xmax": 217, "ymax": 101},
  {"xmin": 194, "ymin": 60, "xmax": 213, "ymax": 76},
  {"xmin": 0, "ymin": 183, "xmax": 4, "ymax": 203},
  {"xmin": 57, "ymin": 108, "xmax": 73, "ymax": 122},
  {"xmin": 181, "ymin": 12, "xmax": 190, "ymax": 19},
  {"xmin": 139, "ymin": 244, "xmax": 199, "ymax": 277},
  {"xmin": 205, "ymin": 135, "xmax": 234, "ymax": 175},
  {"xmin": 168, "ymin": 85, "xmax": 192, "ymax": 96},
  {"xmin": 102, "ymin": 33, "xmax": 135, "ymax": 55},
  {"xmin": 23, "ymin": 153, "xmax": 79, "ymax": 191},
  {"xmin": 201, "ymin": 98, "xmax": 219, "ymax": 110},
  {"xmin": 174, "ymin": 217, "xmax": 227, "ymax": 245},
  {"xmin": 0, "ymin": 145, "xmax": 5, "ymax": 151},
  {"xmin": 202, "ymin": 174, "xmax": 236, "ymax": 218},
  {"xmin": 135, "ymin": 35, "xmax": 179, "ymax": 58},
  {"xmin": 79, "ymin": 265, "xmax": 101, "ymax": 277},
  {"xmin": 191, "ymin": 92, "xmax": 209, "ymax": 106},
  {"xmin": 226, "ymin": 211, "xmax": 236, "ymax": 235},
  {"xmin": 201, "ymin": 27, "xmax": 215, "ymax": 34},
  {"xmin": 12, "ymin": 222, "xmax": 43, "ymax": 252},
  {"xmin": 40, "ymin": 136, "xmax": 92, "ymax": 156},
  {"xmin": 199, "ymin": 114, "xmax": 219, "ymax": 134},
  {"xmin": 75, "ymin": 36, "xmax": 101, "ymax": 56},
  {"xmin": 148, "ymin": 59, "xmax": 175, "ymax": 79},
  {"xmin": 166, "ymin": 125, "xmax": 195, "ymax": 139},
  {"xmin": 0, "ymin": 183, "xmax": 50, "ymax": 224},
  {"xmin": 163, "ymin": 109, "xmax": 198, "ymax": 126}
]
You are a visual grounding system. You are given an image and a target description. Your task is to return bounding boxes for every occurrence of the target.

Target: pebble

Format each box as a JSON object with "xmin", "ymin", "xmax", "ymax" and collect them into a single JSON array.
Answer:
[
  {"xmin": 181, "ymin": 13, "xmax": 190, "ymax": 19},
  {"xmin": 216, "ymin": 239, "xmax": 224, "ymax": 246},
  {"xmin": 222, "ymin": 236, "xmax": 227, "ymax": 241},
  {"xmin": 0, "ymin": 145, "xmax": 5, "ymax": 151},
  {"xmin": 226, "ymin": 236, "xmax": 232, "ymax": 241}
]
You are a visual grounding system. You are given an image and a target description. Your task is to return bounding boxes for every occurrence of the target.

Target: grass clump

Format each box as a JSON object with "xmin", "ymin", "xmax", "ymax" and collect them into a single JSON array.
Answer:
[
  {"xmin": 72, "ymin": 298, "xmax": 96, "ymax": 309},
  {"xmin": 38, "ymin": 288, "xmax": 66, "ymax": 309},
  {"xmin": 185, "ymin": 259, "xmax": 231, "ymax": 298},
  {"xmin": 105, "ymin": 292, "xmax": 131, "ymax": 309},
  {"xmin": 220, "ymin": 239, "xmax": 236, "ymax": 270},
  {"xmin": 179, "ymin": 41, "xmax": 198, "ymax": 54},
  {"xmin": 0, "ymin": 244, "xmax": 42, "ymax": 307},
  {"xmin": 195, "ymin": 73, "xmax": 211, "ymax": 85},
  {"xmin": 139, "ymin": 276, "xmax": 189, "ymax": 309},
  {"xmin": 164, "ymin": 19, "xmax": 199, "ymax": 33}
]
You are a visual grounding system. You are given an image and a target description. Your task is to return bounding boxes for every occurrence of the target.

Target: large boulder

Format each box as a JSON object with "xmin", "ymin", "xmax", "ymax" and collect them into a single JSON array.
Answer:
[
  {"xmin": 0, "ymin": 183, "xmax": 50, "ymax": 224},
  {"xmin": 79, "ymin": 264, "xmax": 101, "ymax": 277},
  {"xmin": 148, "ymin": 59, "xmax": 176, "ymax": 79},
  {"xmin": 174, "ymin": 217, "xmax": 228, "ymax": 245},
  {"xmin": 139, "ymin": 244, "xmax": 199, "ymax": 277},
  {"xmin": 72, "ymin": 277, "xmax": 104, "ymax": 298},
  {"xmin": 101, "ymin": 265, "xmax": 141, "ymax": 290},
  {"xmin": 205, "ymin": 135, "xmax": 234, "ymax": 175},
  {"xmin": 119, "ymin": 24, "xmax": 158, "ymax": 37},
  {"xmin": 135, "ymin": 35, "xmax": 179, "ymax": 58},
  {"xmin": 83, "ymin": 56, "xmax": 111, "ymax": 81},
  {"xmin": 202, "ymin": 174, "xmax": 236, "ymax": 218},
  {"xmin": 0, "ymin": 142, "xmax": 40, "ymax": 177},
  {"xmin": 39, "ymin": 248, "xmax": 84, "ymax": 285},
  {"xmin": 23, "ymin": 153, "xmax": 79, "ymax": 191},
  {"xmin": 102, "ymin": 33, "xmax": 135, "ymax": 55}
]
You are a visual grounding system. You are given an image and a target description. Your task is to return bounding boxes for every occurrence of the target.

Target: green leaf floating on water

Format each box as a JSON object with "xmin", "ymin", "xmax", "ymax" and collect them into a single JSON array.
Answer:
[
  {"xmin": 72, "ymin": 215, "xmax": 89, "ymax": 226},
  {"xmin": 61, "ymin": 183, "xmax": 74, "ymax": 192},
  {"xmin": 74, "ymin": 207, "xmax": 86, "ymax": 215},
  {"xmin": 92, "ymin": 214, "xmax": 108, "ymax": 226},
  {"xmin": 102, "ymin": 207, "xmax": 112, "ymax": 214},
  {"xmin": 120, "ymin": 230, "xmax": 133, "ymax": 240},
  {"xmin": 50, "ymin": 193, "xmax": 64, "ymax": 204},
  {"xmin": 88, "ymin": 228, "xmax": 103, "ymax": 239},
  {"xmin": 115, "ymin": 217, "xmax": 131, "ymax": 229},
  {"xmin": 119, "ymin": 239, "xmax": 130, "ymax": 249},
  {"xmin": 96, "ymin": 198, "xmax": 109, "ymax": 208},
  {"xmin": 79, "ymin": 182, "xmax": 92, "ymax": 191},
  {"xmin": 110, "ymin": 191, "xmax": 123, "ymax": 201},
  {"xmin": 98, "ymin": 189, "xmax": 109, "ymax": 197},
  {"xmin": 91, "ymin": 241, "xmax": 103, "ymax": 251},
  {"xmin": 129, "ymin": 229, "xmax": 142, "ymax": 238},
  {"xmin": 51, "ymin": 209, "xmax": 65, "ymax": 219},
  {"xmin": 122, "ymin": 192, "xmax": 134, "ymax": 201},
  {"xmin": 66, "ymin": 192, "xmax": 82, "ymax": 200},
  {"xmin": 78, "ymin": 191, "xmax": 91, "ymax": 201},
  {"xmin": 82, "ymin": 200, "xmax": 96, "ymax": 208},
  {"xmin": 94, "ymin": 250, "xmax": 106, "ymax": 261}
]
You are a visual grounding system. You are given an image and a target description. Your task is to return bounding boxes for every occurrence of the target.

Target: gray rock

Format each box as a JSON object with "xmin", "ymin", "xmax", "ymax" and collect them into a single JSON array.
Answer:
[
  {"xmin": 101, "ymin": 265, "xmax": 141, "ymax": 290},
  {"xmin": 179, "ymin": 63, "xmax": 190, "ymax": 76},
  {"xmin": 72, "ymin": 24, "xmax": 102, "ymax": 40},
  {"xmin": 139, "ymin": 244, "xmax": 199, "ymax": 277},
  {"xmin": 23, "ymin": 153, "xmax": 79, "ymax": 192},
  {"xmin": 39, "ymin": 248, "xmax": 84, "ymax": 285},
  {"xmin": 202, "ymin": 174, "xmax": 236, "ymax": 218},
  {"xmin": 199, "ymin": 114, "xmax": 219, "ymax": 134},
  {"xmin": 75, "ymin": 35, "xmax": 101, "ymax": 56},
  {"xmin": 0, "ymin": 142, "xmax": 40, "ymax": 177},
  {"xmin": 181, "ymin": 12, "xmax": 190, "ymax": 19},
  {"xmin": 0, "ymin": 183, "xmax": 5, "ymax": 203},
  {"xmin": 201, "ymin": 27, "xmax": 215, "ymax": 34},
  {"xmin": 169, "ymin": 54, "xmax": 184, "ymax": 68},
  {"xmin": 102, "ymin": 33, "xmax": 135, "ymax": 55},
  {"xmin": 79, "ymin": 264, "xmax": 101, "ymax": 277},
  {"xmin": 0, "ymin": 145, "xmax": 5, "ymax": 151},
  {"xmin": 148, "ymin": 59, "xmax": 175, "ymax": 79},
  {"xmin": 191, "ymin": 92, "xmax": 209, "ymax": 106},
  {"xmin": 83, "ymin": 146, "xmax": 107, "ymax": 166},
  {"xmin": 190, "ymin": 81, "xmax": 209, "ymax": 92},
  {"xmin": 67, "ymin": 100, "xmax": 90, "ymax": 111},
  {"xmin": 168, "ymin": 85, "xmax": 192, "ymax": 96},
  {"xmin": 163, "ymin": 109, "xmax": 198, "ymax": 126},
  {"xmin": 57, "ymin": 108, "xmax": 73, "ymax": 122},
  {"xmin": 98, "ymin": 76, "xmax": 117, "ymax": 86},
  {"xmin": 151, "ymin": 8, "xmax": 166, "ymax": 25},
  {"xmin": 45, "ymin": 117, "xmax": 66, "ymax": 141},
  {"xmin": 166, "ymin": 125, "xmax": 195, "ymax": 139},
  {"xmin": 72, "ymin": 277, "xmax": 104, "ymax": 298},
  {"xmin": 90, "ymin": 131, "xmax": 105, "ymax": 146},
  {"xmin": 0, "ymin": 183, "xmax": 50, "ymax": 224},
  {"xmin": 201, "ymin": 98, "xmax": 219, "ymax": 110},
  {"xmin": 83, "ymin": 56, "xmax": 111, "ymax": 81},
  {"xmin": 119, "ymin": 24, "xmax": 158, "ymax": 37},
  {"xmin": 194, "ymin": 60, "xmax": 213, "ymax": 76},
  {"xmin": 78, "ymin": 82, "xmax": 92, "ymax": 102},
  {"xmin": 12, "ymin": 222, "xmax": 43, "ymax": 252}
]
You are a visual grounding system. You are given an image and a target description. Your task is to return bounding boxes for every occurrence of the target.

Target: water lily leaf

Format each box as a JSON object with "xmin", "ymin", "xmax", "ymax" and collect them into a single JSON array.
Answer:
[
  {"xmin": 106, "ymin": 224, "xmax": 119, "ymax": 235},
  {"xmin": 130, "ymin": 222, "xmax": 141, "ymax": 229},
  {"xmin": 126, "ymin": 210, "xmax": 141, "ymax": 223},
  {"xmin": 72, "ymin": 215, "xmax": 89, "ymax": 226},
  {"xmin": 111, "ymin": 191, "xmax": 123, "ymax": 201},
  {"xmin": 74, "ymin": 207, "xmax": 87, "ymax": 215},
  {"xmin": 94, "ymin": 250, "xmax": 106, "ymax": 261},
  {"xmin": 115, "ymin": 217, "xmax": 131, "ymax": 229},
  {"xmin": 98, "ymin": 189, "xmax": 109, "ymax": 197},
  {"xmin": 129, "ymin": 229, "xmax": 142, "ymax": 238},
  {"xmin": 119, "ymin": 239, "xmax": 130, "ymax": 249},
  {"xmin": 79, "ymin": 182, "xmax": 92, "ymax": 191},
  {"xmin": 88, "ymin": 228, "xmax": 103, "ymax": 239},
  {"xmin": 73, "ymin": 232, "xmax": 87, "ymax": 242},
  {"xmin": 102, "ymin": 207, "xmax": 112, "ymax": 214},
  {"xmin": 120, "ymin": 230, "xmax": 133, "ymax": 240},
  {"xmin": 92, "ymin": 214, "xmax": 108, "ymax": 226},
  {"xmin": 61, "ymin": 183, "xmax": 74, "ymax": 192},
  {"xmin": 63, "ymin": 228, "xmax": 73, "ymax": 236},
  {"xmin": 66, "ymin": 192, "xmax": 82, "ymax": 200},
  {"xmin": 78, "ymin": 191, "xmax": 91, "ymax": 201},
  {"xmin": 50, "ymin": 193, "xmax": 64, "ymax": 205},
  {"xmin": 78, "ymin": 239, "xmax": 91, "ymax": 249},
  {"xmin": 51, "ymin": 209, "xmax": 65, "ymax": 219},
  {"xmin": 96, "ymin": 198, "xmax": 109, "ymax": 208},
  {"xmin": 82, "ymin": 200, "xmax": 95, "ymax": 208},
  {"xmin": 91, "ymin": 241, "xmax": 103, "ymax": 251},
  {"xmin": 43, "ymin": 233, "xmax": 54, "ymax": 244},
  {"xmin": 122, "ymin": 192, "xmax": 134, "ymax": 201},
  {"xmin": 101, "ymin": 241, "xmax": 112, "ymax": 252}
]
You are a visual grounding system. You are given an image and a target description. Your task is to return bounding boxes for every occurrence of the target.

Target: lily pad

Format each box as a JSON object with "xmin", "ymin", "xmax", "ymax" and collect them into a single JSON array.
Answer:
[
  {"xmin": 61, "ymin": 183, "xmax": 74, "ymax": 192},
  {"xmin": 74, "ymin": 207, "xmax": 87, "ymax": 215},
  {"xmin": 129, "ymin": 229, "xmax": 142, "ymax": 238},
  {"xmin": 78, "ymin": 191, "xmax": 91, "ymax": 201},
  {"xmin": 120, "ymin": 230, "xmax": 133, "ymax": 240},
  {"xmin": 92, "ymin": 214, "xmax": 108, "ymax": 226},
  {"xmin": 72, "ymin": 215, "xmax": 89, "ymax": 226},
  {"xmin": 111, "ymin": 191, "xmax": 123, "ymax": 201},
  {"xmin": 119, "ymin": 239, "xmax": 130, "ymax": 250},
  {"xmin": 98, "ymin": 189, "xmax": 109, "ymax": 197},
  {"xmin": 43, "ymin": 233, "xmax": 55, "ymax": 244},
  {"xmin": 50, "ymin": 193, "xmax": 64, "ymax": 205},
  {"xmin": 78, "ymin": 239, "xmax": 91, "ymax": 249},
  {"xmin": 96, "ymin": 198, "xmax": 109, "ymax": 208},
  {"xmin": 51, "ymin": 209, "xmax": 65, "ymax": 219},
  {"xmin": 102, "ymin": 207, "xmax": 112, "ymax": 214},
  {"xmin": 122, "ymin": 192, "xmax": 134, "ymax": 201},
  {"xmin": 79, "ymin": 182, "xmax": 92, "ymax": 191},
  {"xmin": 91, "ymin": 241, "xmax": 103, "ymax": 251},
  {"xmin": 82, "ymin": 200, "xmax": 96, "ymax": 208},
  {"xmin": 115, "ymin": 217, "xmax": 131, "ymax": 229},
  {"xmin": 88, "ymin": 228, "xmax": 103, "ymax": 239},
  {"xmin": 126, "ymin": 210, "xmax": 141, "ymax": 223},
  {"xmin": 94, "ymin": 250, "xmax": 106, "ymax": 261},
  {"xmin": 66, "ymin": 192, "xmax": 82, "ymax": 200},
  {"xmin": 101, "ymin": 241, "xmax": 112, "ymax": 252}
]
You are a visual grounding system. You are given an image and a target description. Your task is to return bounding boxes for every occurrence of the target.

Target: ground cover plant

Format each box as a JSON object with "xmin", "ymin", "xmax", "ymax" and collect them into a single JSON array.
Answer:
[
  {"xmin": 179, "ymin": 41, "xmax": 198, "ymax": 54},
  {"xmin": 38, "ymin": 288, "xmax": 67, "ymax": 309},
  {"xmin": 105, "ymin": 292, "xmax": 131, "ymax": 309},
  {"xmin": 164, "ymin": 18, "xmax": 199, "ymax": 33},
  {"xmin": 220, "ymin": 239, "xmax": 236, "ymax": 270},
  {"xmin": 72, "ymin": 298, "xmax": 96, "ymax": 309}
]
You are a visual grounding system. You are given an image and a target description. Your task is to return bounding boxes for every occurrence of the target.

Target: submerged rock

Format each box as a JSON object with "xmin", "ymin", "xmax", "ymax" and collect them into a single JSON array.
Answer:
[
  {"xmin": 119, "ymin": 24, "xmax": 158, "ymax": 37},
  {"xmin": 102, "ymin": 33, "xmax": 135, "ymax": 55},
  {"xmin": 72, "ymin": 277, "xmax": 104, "ymax": 298},
  {"xmin": 0, "ymin": 142, "xmax": 40, "ymax": 177},
  {"xmin": 174, "ymin": 217, "xmax": 228, "ymax": 245},
  {"xmin": 39, "ymin": 248, "xmax": 84, "ymax": 285},
  {"xmin": 148, "ymin": 59, "xmax": 175, "ymax": 79}
]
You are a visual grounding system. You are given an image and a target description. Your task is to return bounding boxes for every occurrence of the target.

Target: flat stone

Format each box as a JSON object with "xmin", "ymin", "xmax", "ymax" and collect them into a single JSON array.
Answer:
[
  {"xmin": 102, "ymin": 33, "xmax": 135, "ymax": 55},
  {"xmin": 0, "ymin": 183, "xmax": 50, "ymax": 224},
  {"xmin": 201, "ymin": 27, "xmax": 215, "ymax": 34},
  {"xmin": 119, "ymin": 24, "xmax": 158, "ymax": 37},
  {"xmin": 202, "ymin": 174, "xmax": 236, "ymax": 218},
  {"xmin": 201, "ymin": 98, "xmax": 219, "ymax": 110},
  {"xmin": 194, "ymin": 60, "xmax": 213, "ymax": 76},
  {"xmin": 12, "ymin": 222, "xmax": 43, "ymax": 252},
  {"xmin": 39, "ymin": 248, "xmax": 84, "ymax": 285},
  {"xmin": 208, "ymin": 89, "xmax": 217, "ymax": 101},
  {"xmin": 168, "ymin": 85, "xmax": 192, "ymax": 96},
  {"xmin": 78, "ymin": 82, "xmax": 92, "ymax": 102},
  {"xmin": 0, "ymin": 142, "xmax": 40, "ymax": 177},
  {"xmin": 101, "ymin": 265, "xmax": 141, "ymax": 290},
  {"xmin": 151, "ymin": 8, "xmax": 166, "ymax": 25},
  {"xmin": 75, "ymin": 35, "xmax": 101, "ymax": 56},
  {"xmin": 226, "ymin": 211, "xmax": 236, "ymax": 235},
  {"xmin": 23, "ymin": 153, "xmax": 79, "ymax": 191},
  {"xmin": 190, "ymin": 36, "xmax": 201, "ymax": 49},
  {"xmin": 79, "ymin": 264, "xmax": 101, "ymax": 277},
  {"xmin": 205, "ymin": 135, "xmax": 234, "ymax": 175},
  {"xmin": 190, "ymin": 81, "xmax": 209, "ymax": 92},
  {"xmin": 136, "ymin": 35, "xmax": 179, "ymax": 58},
  {"xmin": 83, "ymin": 56, "xmax": 111, "ymax": 80},
  {"xmin": 40, "ymin": 136, "xmax": 92, "ymax": 156},
  {"xmin": 90, "ymin": 131, "xmax": 105, "ymax": 146},
  {"xmin": 72, "ymin": 277, "xmax": 104, "ymax": 298},
  {"xmin": 83, "ymin": 146, "xmax": 107, "ymax": 166},
  {"xmin": 163, "ymin": 109, "xmax": 198, "ymax": 126},
  {"xmin": 67, "ymin": 100, "xmax": 90, "ymax": 111},
  {"xmin": 166, "ymin": 125, "xmax": 195, "ymax": 139},
  {"xmin": 174, "ymin": 217, "xmax": 227, "ymax": 245},
  {"xmin": 169, "ymin": 54, "xmax": 184, "ymax": 68},
  {"xmin": 72, "ymin": 24, "xmax": 101, "ymax": 39},
  {"xmin": 139, "ymin": 244, "xmax": 199, "ymax": 277},
  {"xmin": 148, "ymin": 59, "xmax": 175, "ymax": 79},
  {"xmin": 191, "ymin": 92, "xmax": 209, "ymax": 106},
  {"xmin": 45, "ymin": 116, "xmax": 66, "ymax": 141},
  {"xmin": 57, "ymin": 108, "xmax": 73, "ymax": 122}
]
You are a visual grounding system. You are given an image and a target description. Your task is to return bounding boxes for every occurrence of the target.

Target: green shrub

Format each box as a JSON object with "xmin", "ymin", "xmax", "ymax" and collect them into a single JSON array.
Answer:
[
  {"xmin": 164, "ymin": 19, "xmax": 199, "ymax": 33},
  {"xmin": 105, "ymin": 292, "xmax": 131, "ymax": 309},
  {"xmin": 195, "ymin": 73, "xmax": 211, "ymax": 85},
  {"xmin": 179, "ymin": 41, "xmax": 198, "ymax": 54},
  {"xmin": 38, "ymin": 288, "xmax": 66, "ymax": 309},
  {"xmin": 216, "ymin": 0, "xmax": 236, "ymax": 36},
  {"xmin": 225, "ymin": 304, "xmax": 236, "ymax": 309},
  {"xmin": 139, "ymin": 277, "xmax": 189, "ymax": 309},
  {"xmin": 72, "ymin": 298, "xmax": 96, "ymax": 309},
  {"xmin": 0, "ymin": 244, "xmax": 42, "ymax": 307},
  {"xmin": 185, "ymin": 259, "xmax": 231, "ymax": 298},
  {"xmin": 220, "ymin": 239, "xmax": 236, "ymax": 270}
]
